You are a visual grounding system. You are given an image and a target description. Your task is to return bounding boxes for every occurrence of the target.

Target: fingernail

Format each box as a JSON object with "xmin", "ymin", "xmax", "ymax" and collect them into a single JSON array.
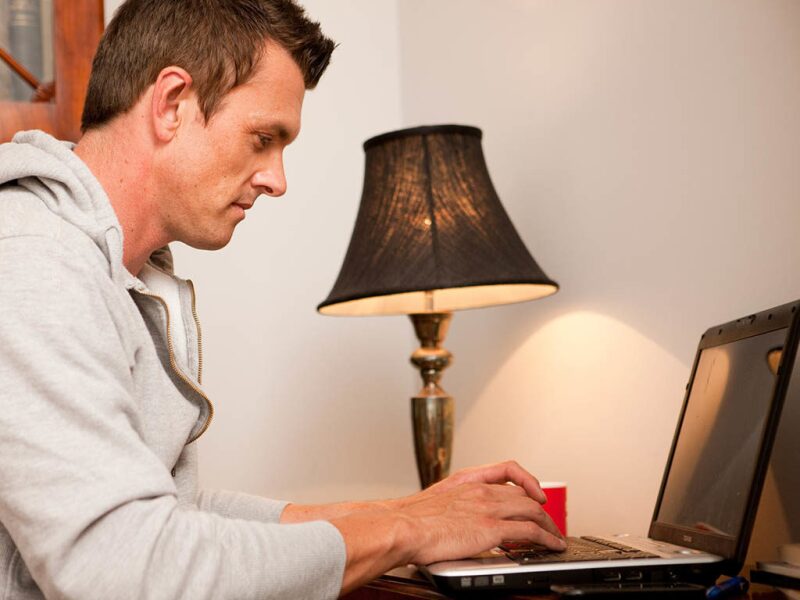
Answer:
[{"xmin": 557, "ymin": 538, "xmax": 567, "ymax": 550}]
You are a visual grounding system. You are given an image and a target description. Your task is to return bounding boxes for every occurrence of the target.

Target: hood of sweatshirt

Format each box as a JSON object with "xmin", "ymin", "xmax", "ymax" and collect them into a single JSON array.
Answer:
[{"xmin": 0, "ymin": 130, "xmax": 129, "ymax": 284}]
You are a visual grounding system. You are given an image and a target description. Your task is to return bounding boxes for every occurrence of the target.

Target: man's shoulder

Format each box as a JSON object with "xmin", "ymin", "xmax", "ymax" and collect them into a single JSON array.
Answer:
[
  {"xmin": 0, "ymin": 184, "xmax": 108, "ymax": 274},
  {"xmin": 0, "ymin": 183, "xmax": 63, "ymax": 240}
]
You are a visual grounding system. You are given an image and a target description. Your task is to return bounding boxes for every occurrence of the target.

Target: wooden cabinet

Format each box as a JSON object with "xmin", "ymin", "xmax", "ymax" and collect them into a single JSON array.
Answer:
[{"xmin": 0, "ymin": 0, "xmax": 103, "ymax": 142}]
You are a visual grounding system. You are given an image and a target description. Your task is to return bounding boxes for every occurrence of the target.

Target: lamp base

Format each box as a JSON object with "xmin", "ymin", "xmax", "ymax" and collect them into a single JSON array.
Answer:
[
  {"xmin": 409, "ymin": 312, "xmax": 454, "ymax": 489},
  {"xmin": 411, "ymin": 394, "xmax": 453, "ymax": 489}
]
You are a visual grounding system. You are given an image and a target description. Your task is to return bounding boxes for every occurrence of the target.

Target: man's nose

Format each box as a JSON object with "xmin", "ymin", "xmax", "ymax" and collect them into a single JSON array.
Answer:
[{"xmin": 252, "ymin": 156, "xmax": 287, "ymax": 197}]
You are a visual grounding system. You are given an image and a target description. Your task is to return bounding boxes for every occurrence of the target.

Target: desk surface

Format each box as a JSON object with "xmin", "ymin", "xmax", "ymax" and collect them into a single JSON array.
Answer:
[{"xmin": 343, "ymin": 567, "xmax": 786, "ymax": 600}]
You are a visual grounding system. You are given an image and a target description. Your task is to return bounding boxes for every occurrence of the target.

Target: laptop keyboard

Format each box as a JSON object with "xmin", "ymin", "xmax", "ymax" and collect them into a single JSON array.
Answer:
[{"xmin": 500, "ymin": 536, "xmax": 660, "ymax": 564}]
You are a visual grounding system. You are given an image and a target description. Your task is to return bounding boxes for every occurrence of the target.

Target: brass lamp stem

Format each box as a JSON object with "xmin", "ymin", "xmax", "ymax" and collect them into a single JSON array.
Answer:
[{"xmin": 409, "ymin": 312, "xmax": 454, "ymax": 488}]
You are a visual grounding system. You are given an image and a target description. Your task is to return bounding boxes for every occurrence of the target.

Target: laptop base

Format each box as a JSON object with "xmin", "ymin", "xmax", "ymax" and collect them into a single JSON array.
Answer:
[{"xmin": 425, "ymin": 561, "xmax": 720, "ymax": 594}]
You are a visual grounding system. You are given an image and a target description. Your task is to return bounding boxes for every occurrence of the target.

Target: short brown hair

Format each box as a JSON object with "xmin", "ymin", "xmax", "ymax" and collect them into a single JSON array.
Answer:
[{"xmin": 81, "ymin": 0, "xmax": 335, "ymax": 131}]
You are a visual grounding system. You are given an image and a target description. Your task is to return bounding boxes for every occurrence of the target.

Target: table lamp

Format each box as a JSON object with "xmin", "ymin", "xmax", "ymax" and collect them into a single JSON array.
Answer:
[{"xmin": 318, "ymin": 124, "xmax": 559, "ymax": 488}]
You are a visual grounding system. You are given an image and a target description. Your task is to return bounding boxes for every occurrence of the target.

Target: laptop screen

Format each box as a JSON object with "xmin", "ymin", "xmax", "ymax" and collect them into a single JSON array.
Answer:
[
  {"xmin": 647, "ymin": 299, "xmax": 800, "ymax": 572},
  {"xmin": 654, "ymin": 326, "xmax": 786, "ymax": 537}
]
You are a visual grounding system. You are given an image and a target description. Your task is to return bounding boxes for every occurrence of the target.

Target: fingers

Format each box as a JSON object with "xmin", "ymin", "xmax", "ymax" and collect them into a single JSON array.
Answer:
[
  {"xmin": 530, "ymin": 503, "xmax": 564, "ymax": 541},
  {"xmin": 500, "ymin": 519, "xmax": 567, "ymax": 551},
  {"xmin": 489, "ymin": 489, "xmax": 565, "ymax": 541},
  {"xmin": 455, "ymin": 461, "xmax": 547, "ymax": 504},
  {"xmin": 398, "ymin": 480, "xmax": 567, "ymax": 566},
  {"xmin": 500, "ymin": 461, "xmax": 546, "ymax": 504},
  {"xmin": 457, "ymin": 484, "xmax": 565, "ymax": 547}
]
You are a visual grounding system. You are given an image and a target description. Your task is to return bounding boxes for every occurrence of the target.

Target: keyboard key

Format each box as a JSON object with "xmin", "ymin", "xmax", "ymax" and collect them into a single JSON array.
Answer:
[{"xmin": 500, "ymin": 536, "xmax": 658, "ymax": 565}]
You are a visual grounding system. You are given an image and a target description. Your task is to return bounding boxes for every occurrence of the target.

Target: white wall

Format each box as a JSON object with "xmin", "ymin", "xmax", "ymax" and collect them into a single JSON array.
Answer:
[{"xmin": 398, "ymin": 0, "xmax": 800, "ymax": 540}]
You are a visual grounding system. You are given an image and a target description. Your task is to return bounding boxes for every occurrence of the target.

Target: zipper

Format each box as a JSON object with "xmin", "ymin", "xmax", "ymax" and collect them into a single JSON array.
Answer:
[
  {"xmin": 187, "ymin": 280, "xmax": 203, "ymax": 385},
  {"xmin": 137, "ymin": 289, "xmax": 214, "ymax": 444}
]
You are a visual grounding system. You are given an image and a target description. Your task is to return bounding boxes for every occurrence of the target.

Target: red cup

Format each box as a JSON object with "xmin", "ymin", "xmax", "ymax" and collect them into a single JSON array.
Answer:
[{"xmin": 541, "ymin": 481, "xmax": 567, "ymax": 536}]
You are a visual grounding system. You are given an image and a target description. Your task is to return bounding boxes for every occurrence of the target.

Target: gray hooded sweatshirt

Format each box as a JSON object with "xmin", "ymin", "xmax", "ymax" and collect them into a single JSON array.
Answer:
[{"xmin": 0, "ymin": 131, "xmax": 346, "ymax": 599}]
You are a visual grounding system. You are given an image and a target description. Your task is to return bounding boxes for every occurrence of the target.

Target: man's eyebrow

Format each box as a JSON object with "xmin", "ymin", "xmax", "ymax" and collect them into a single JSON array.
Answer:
[{"xmin": 275, "ymin": 126, "xmax": 293, "ymax": 142}]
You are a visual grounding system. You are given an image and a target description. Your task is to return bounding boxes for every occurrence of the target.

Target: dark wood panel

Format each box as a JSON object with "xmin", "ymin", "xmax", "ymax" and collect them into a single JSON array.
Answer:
[
  {"xmin": 0, "ymin": 102, "xmax": 55, "ymax": 137},
  {"xmin": 343, "ymin": 576, "xmax": 455, "ymax": 599},
  {"xmin": 0, "ymin": 0, "xmax": 103, "ymax": 142},
  {"xmin": 53, "ymin": 0, "xmax": 104, "ymax": 141}
]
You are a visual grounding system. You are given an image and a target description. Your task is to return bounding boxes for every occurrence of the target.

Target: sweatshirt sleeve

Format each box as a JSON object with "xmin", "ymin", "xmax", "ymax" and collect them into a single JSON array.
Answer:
[
  {"xmin": 0, "ymin": 236, "xmax": 346, "ymax": 600},
  {"xmin": 197, "ymin": 489, "xmax": 289, "ymax": 523}
]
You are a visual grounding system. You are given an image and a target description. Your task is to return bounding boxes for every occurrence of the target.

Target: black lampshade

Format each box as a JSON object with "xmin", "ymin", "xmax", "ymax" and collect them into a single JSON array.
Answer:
[{"xmin": 318, "ymin": 125, "xmax": 558, "ymax": 316}]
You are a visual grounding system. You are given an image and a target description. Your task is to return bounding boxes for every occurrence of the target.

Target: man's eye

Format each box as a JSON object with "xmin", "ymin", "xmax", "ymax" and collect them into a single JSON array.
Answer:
[{"xmin": 256, "ymin": 134, "xmax": 272, "ymax": 148}]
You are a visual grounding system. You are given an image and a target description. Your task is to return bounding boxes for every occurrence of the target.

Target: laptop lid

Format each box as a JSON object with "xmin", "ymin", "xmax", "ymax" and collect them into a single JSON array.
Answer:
[{"xmin": 649, "ymin": 300, "xmax": 800, "ymax": 574}]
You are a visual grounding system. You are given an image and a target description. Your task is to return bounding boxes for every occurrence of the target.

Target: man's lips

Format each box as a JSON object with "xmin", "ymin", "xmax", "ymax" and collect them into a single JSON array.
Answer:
[{"xmin": 233, "ymin": 201, "xmax": 253, "ymax": 210}]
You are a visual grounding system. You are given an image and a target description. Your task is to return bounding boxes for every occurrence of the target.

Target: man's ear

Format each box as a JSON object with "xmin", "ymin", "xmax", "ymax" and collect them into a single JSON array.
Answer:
[{"xmin": 151, "ymin": 66, "xmax": 194, "ymax": 142}]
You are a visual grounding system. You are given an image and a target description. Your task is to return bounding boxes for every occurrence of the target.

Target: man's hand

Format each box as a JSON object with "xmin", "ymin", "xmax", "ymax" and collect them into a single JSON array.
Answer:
[
  {"xmin": 398, "ymin": 482, "xmax": 564, "ymax": 563},
  {"xmin": 401, "ymin": 460, "xmax": 549, "ymax": 507},
  {"xmin": 318, "ymin": 460, "xmax": 566, "ymax": 595},
  {"xmin": 387, "ymin": 461, "xmax": 564, "ymax": 565}
]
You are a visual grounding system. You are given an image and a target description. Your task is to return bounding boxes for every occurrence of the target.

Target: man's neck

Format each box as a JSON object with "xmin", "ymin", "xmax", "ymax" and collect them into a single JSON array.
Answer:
[{"xmin": 74, "ymin": 120, "xmax": 169, "ymax": 276}]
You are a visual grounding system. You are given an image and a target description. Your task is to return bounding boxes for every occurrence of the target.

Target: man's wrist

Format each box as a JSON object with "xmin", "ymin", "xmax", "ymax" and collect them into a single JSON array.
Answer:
[
  {"xmin": 374, "ymin": 495, "xmax": 411, "ymax": 513},
  {"xmin": 279, "ymin": 502, "xmax": 298, "ymax": 523},
  {"xmin": 388, "ymin": 508, "xmax": 422, "ymax": 566}
]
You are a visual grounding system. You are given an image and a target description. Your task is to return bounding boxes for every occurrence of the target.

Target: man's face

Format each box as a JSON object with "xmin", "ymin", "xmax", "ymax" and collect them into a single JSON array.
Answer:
[{"xmin": 158, "ymin": 41, "xmax": 306, "ymax": 250}]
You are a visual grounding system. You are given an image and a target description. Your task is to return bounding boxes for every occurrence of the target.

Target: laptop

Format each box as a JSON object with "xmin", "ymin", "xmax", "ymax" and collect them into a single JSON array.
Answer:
[{"xmin": 422, "ymin": 299, "xmax": 800, "ymax": 593}]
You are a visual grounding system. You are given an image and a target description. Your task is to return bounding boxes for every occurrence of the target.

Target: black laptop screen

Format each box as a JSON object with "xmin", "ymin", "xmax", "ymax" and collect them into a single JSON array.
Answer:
[{"xmin": 655, "ymin": 327, "xmax": 786, "ymax": 538}]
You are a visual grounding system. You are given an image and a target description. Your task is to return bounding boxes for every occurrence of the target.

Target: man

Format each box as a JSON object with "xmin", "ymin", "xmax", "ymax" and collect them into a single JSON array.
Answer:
[{"xmin": 0, "ymin": 1, "xmax": 565, "ymax": 598}]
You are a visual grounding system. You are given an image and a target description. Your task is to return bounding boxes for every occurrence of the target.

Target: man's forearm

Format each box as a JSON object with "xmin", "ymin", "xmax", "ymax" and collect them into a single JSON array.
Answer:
[
  {"xmin": 282, "ymin": 501, "xmax": 415, "ymax": 594},
  {"xmin": 280, "ymin": 498, "xmax": 404, "ymax": 524},
  {"xmin": 330, "ymin": 507, "xmax": 413, "ymax": 595}
]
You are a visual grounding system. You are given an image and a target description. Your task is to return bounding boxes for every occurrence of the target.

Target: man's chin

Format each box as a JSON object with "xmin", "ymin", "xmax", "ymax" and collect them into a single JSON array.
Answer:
[{"xmin": 184, "ymin": 230, "xmax": 236, "ymax": 251}]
